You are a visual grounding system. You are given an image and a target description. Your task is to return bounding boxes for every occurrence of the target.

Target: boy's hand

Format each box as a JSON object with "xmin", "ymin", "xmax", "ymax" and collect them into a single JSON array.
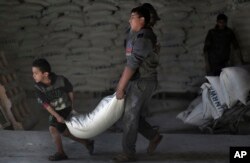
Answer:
[
  {"xmin": 116, "ymin": 89, "xmax": 125, "ymax": 99},
  {"xmin": 56, "ymin": 116, "xmax": 65, "ymax": 123}
]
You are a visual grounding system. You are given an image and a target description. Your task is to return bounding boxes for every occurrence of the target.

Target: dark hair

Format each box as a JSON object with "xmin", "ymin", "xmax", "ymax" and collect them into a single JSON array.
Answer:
[
  {"xmin": 131, "ymin": 6, "xmax": 150, "ymax": 27},
  {"xmin": 217, "ymin": 13, "xmax": 228, "ymax": 22},
  {"xmin": 142, "ymin": 3, "xmax": 160, "ymax": 22},
  {"xmin": 32, "ymin": 58, "xmax": 51, "ymax": 73}
]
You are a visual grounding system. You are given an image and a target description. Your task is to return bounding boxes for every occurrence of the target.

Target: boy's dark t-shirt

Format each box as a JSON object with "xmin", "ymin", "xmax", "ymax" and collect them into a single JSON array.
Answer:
[{"xmin": 34, "ymin": 73, "xmax": 73, "ymax": 111}]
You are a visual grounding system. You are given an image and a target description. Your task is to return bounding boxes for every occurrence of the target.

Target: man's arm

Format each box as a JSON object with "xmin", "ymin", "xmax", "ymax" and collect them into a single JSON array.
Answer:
[
  {"xmin": 203, "ymin": 30, "xmax": 212, "ymax": 73},
  {"xmin": 232, "ymin": 31, "xmax": 244, "ymax": 64}
]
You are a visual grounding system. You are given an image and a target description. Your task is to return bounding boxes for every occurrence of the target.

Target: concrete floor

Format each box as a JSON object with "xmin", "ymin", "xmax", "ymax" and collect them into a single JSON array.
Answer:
[
  {"xmin": 1, "ymin": 130, "xmax": 250, "ymax": 163},
  {"xmin": 1, "ymin": 96, "xmax": 250, "ymax": 162}
]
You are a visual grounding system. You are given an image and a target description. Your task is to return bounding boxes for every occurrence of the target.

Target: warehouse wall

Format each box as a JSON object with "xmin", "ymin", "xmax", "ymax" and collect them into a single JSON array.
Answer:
[{"xmin": 0, "ymin": 0, "xmax": 249, "ymax": 94}]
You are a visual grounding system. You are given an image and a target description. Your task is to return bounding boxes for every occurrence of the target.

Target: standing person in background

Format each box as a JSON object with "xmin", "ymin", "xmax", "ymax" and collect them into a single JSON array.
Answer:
[
  {"xmin": 113, "ymin": 6, "xmax": 163, "ymax": 162},
  {"xmin": 203, "ymin": 13, "xmax": 245, "ymax": 76}
]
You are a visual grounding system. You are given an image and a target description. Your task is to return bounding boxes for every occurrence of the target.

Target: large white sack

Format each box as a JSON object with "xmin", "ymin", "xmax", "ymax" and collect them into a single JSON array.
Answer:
[
  {"xmin": 65, "ymin": 94, "xmax": 124, "ymax": 138},
  {"xmin": 201, "ymin": 83, "xmax": 225, "ymax": 120},
  {"xmin": 220, "ymin": 67, "xmax": 250, "ymax": 107},
  {"xmin": 176, "ymin": 96, "xmax": 202, "ymax": 122},
  {"xmin": 184, "ymin": 101, "xmax": 211, "ymax": 127},
  {"xmin": 206, "ymin": 76, "xmax": 226, "ymax": 105}
]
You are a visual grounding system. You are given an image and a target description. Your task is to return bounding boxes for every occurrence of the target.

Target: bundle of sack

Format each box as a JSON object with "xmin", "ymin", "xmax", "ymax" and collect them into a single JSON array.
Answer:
[{"xmin": 177, "ymin": 66, "xmax": 250, "ymax": 127}]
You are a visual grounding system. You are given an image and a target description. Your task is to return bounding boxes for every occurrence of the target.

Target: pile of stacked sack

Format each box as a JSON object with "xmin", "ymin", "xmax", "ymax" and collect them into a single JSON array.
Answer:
[{"xmin": 177, "ymin": 66, "xmax": 250, "ymax": 128}]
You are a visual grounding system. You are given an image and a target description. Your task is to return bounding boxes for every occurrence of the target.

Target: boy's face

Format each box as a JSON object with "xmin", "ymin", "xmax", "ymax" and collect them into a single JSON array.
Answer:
[
  {"xmin": 32, "ymin": 67, "xmax": 48, "ymax": 83},
  {"xmin": 129, "ymin": 12, "xmax": 145, "ymax": 32}
]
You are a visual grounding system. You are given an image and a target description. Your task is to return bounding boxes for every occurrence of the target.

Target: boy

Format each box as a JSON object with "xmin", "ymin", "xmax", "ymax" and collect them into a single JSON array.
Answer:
[
  {"xmin": 32, "ymin": 58, "xmax": 94, "ymax": 161},
  {"xmin": 114, "ymin": 6, "xmax": 163, "ymax": 162}
]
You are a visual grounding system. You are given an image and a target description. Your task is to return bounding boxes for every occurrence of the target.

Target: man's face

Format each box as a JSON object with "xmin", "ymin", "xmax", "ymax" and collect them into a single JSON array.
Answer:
[
  {"xmin": 32, "ymin": 67, "xmax": 48, "ymax": 83},
  {"xmin": 217, "ymin": 19, "xmax": 226, "ymax": 29},
  {"xmin": 129, "ymin": 12, "xmax": 144, "ymax": 32}
]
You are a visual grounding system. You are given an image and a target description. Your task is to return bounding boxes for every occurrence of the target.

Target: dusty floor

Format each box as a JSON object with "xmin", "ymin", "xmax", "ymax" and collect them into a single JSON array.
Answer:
[
  {"xmin": 2, "ymin": 130, "xmax": 250, "ymax": 163},
  {"xmin": 1, "ymin": 96, "xmax": 250, "ymax": 162}
]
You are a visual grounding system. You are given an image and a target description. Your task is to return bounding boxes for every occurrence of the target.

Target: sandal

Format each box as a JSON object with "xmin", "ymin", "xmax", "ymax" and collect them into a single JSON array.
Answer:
[{"xmin": 48, "ymin": 152, "xmax": 68, "ymax": 161}]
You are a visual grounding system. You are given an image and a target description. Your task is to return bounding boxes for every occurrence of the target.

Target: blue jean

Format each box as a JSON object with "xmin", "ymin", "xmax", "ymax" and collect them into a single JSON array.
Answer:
[{"xmin": 122, "ymin": 79, "xmax": 158, "ymax": 155}]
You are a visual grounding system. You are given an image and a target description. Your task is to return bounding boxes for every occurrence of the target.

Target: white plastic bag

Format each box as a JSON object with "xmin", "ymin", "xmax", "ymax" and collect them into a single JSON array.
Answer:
[{"xmin": 65, "ymin": 94, "xmax": 124, "ymax": 138}]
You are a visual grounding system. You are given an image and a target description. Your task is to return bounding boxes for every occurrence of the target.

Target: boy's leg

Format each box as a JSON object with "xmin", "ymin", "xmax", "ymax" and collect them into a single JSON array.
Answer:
[
  {"xmin": 48, "ymin": 126, "xmax": 68, "ymax": 161},
  {"xmin": 121, "ymin": 81, "xmax": 145, "ymax": 157},
  {"xmin": 62, "ymin": 129, "xmax": 94, "ymax": 155},
  {"xmin": 137, "ymin": 80, "xmax": 163, "ymax": 155},
  {"xmin": 138, "ymin": 116, "xmax": 157, "ymax": 140},
  {"xmin": 138, "ymin": 117, "xmax": 163, "ymax": 155}
]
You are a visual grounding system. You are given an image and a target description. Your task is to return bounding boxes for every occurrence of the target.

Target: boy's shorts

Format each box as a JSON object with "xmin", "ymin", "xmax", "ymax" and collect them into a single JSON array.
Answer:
[{"xmin": 49, "ymin": 108, "xmax": 72, "ymax": 133}]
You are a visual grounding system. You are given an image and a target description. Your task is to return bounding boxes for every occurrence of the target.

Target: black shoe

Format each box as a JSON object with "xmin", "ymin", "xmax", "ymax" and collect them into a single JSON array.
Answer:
[
  {"xmin": 112, "ymin": 153, "xmax": 136, "ymax": 162},
  {"xmin": 48, "ymin": 152, "xmax": 68, "ymax": 161}
]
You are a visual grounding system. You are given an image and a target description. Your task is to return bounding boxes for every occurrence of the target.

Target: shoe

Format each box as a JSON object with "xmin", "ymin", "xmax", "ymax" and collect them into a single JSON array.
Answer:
[
  {"xmin": 86, "ymin": 140, "xmax": 94, "ymax": 155},
  {"xmin": 147, "ymin": 133, "xmax": 163, "ymax": 155},
  {"xmin": 48, "ymin": 152, "xmax": 68, "ymax": 161},
  {"xmin": 112, "ymin": 153, "xmax": 136, "ymax": 162}
]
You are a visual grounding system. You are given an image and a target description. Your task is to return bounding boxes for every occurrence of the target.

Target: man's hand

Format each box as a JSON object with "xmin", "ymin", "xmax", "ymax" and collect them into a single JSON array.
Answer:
[
  {"xmin": 56, "ymin": 116, "xmax": 65, "ymax": 123},
  {"xmin": 116, "ymin": 89, "xmax": 125, "ymax": 100}
]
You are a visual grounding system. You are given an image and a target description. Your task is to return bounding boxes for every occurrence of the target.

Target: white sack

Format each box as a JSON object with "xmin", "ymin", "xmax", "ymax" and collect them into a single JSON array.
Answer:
[
  {"xmin": 177, "ymin": 95, "xmax": 212, "ymax": 127},
  {"xmin": 176, "ymin": 96, "xmax": 202, "ymax": 122},
  {"xmin": 65, "ymin": 94, "xmax": 124, "ymax": 138},
  {"xmin": 206, "ymin": 76, "xmax": 225, "ymax": 105},
  {"xmin": 184, "ymin": 102, "xmax": 211, "ymax": 126},
  {"xmin": 202, "ymin": 83, "xmax": 225, "ymax": 120},
  {"xmin": 220, "ymin": 67, "xmax": 250, "ymax": 107}
]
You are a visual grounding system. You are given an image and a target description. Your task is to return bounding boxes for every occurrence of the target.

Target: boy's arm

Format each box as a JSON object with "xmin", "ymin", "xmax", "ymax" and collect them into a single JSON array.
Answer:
[
  {"xmin": 116, "ymin": 67, "xmax": 135, "ymax": 99},
  {"xmin": 116, "ymin": 36, "xmax": 153, "ymax": 99},
  {"xmin": 35, "ymin": 86, "xmax": 64, "ymax": 123},
  {"xmin": 68, "ymin": 92, "xmax": 74, "ymax": 109},
  {"xmin": 63, "ymin": 77, "xmax": 74, "ymax": 109},
  {"xmin": 44, "ymin": 104, "xmax": 64, "ymax": 123}
]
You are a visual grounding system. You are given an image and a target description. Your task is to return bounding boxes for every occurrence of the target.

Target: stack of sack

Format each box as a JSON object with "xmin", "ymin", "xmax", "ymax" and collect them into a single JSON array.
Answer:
[
  {"xmin": 65, "ymin": 94, "xmax": 124, "ymax": 138},
  {"xmin": 177, "ymin": 66, "xmax": 250, "ymax": 128}
]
